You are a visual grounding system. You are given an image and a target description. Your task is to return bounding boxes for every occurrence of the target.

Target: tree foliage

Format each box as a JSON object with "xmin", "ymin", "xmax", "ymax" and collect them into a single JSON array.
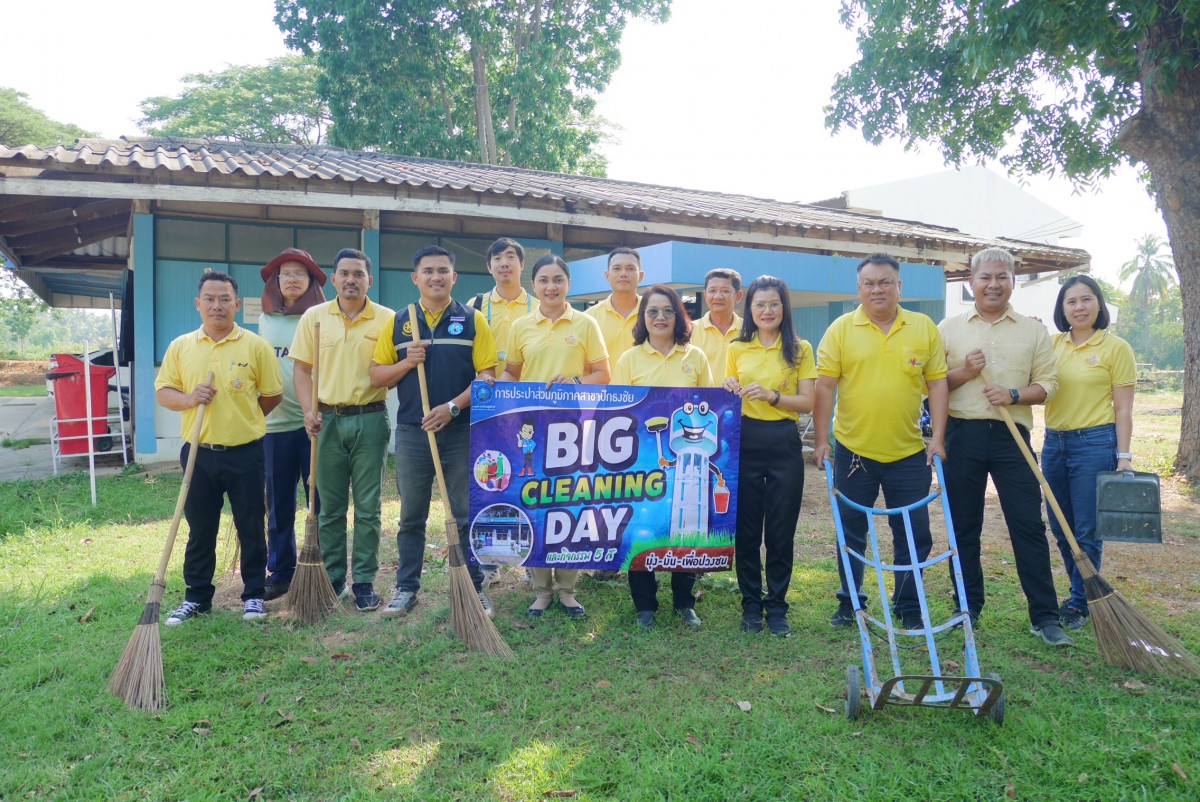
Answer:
[
  {"xmin": 274, "ymin": 0, "xmax": 670, "ymax": 175},
  {"xmin": 825, "ymin": 1, "xmax": 1200, "ymax": 479},
  {"xmin": 138, "ymin": 55, "xmax": 333, "ymax": 145},
  {"xmin": 0, "ymin": 88, "xmax": 93, "ymax": 149},
  {"xmin": 1119, "ymin": 233, "xmax": 1176, "ymax": 309}
]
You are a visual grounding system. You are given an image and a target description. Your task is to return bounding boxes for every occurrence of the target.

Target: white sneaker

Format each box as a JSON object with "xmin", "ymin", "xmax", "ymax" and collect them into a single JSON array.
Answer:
[{"xmin": 242, "ymin": 599, "xmax": 266, "ymax": 621}]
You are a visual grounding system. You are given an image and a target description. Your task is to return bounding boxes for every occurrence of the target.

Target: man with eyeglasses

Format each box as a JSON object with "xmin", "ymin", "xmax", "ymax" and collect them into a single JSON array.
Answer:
[
  {"xmin": 812, "ymin": 254, "xmax": 948, "ymax": 632},
  {"xmin": 938, "ymin": 248, "xmax": 1069, "ymax": 647},
  {"xmin": 156, "ymin": 271, "xmax": 283, "ymax": 625},
  {"xmin": 691, "ymin": 268, "xmax": 745, "ymax": 381},
  {"xmin": 369, "ymin": 245, "xmax": 499, "ymax": 619}
]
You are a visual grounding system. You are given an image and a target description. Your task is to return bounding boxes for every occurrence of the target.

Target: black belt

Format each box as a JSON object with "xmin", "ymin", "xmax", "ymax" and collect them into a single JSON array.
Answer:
[
  {"xmin": 318, "ymin": 401, "xmax": 386, "ymax": 416},
  {"xmin": 197, "ymin": 438, "xmax": 263, "ymax": 452}
]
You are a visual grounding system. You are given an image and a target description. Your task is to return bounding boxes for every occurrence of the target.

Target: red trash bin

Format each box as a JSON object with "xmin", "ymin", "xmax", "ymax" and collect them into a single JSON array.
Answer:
[{"xmin": 47, "ymin": 354, "xmax": 115, "ymax": 455}]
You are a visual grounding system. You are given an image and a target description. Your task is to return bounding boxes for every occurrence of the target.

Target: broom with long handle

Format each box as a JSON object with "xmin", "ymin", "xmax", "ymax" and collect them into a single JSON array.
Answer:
[
  {"xmin": 409, "ymin": 304, "xmax": 513, "ymax": 658},
  {"xmin": 983, "ymin": 369, "xmax": 1198, "ymax": 676},
  {"xmin": 287, "ymin": 322, "xmax": 341, "ymax": 623},
  {"xmin": 109, "ymin": 371, "xmax": 214, "ymax": 711}
]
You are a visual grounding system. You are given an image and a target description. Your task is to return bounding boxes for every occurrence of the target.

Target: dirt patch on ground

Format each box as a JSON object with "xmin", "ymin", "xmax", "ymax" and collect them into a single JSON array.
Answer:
[{"xmin": 0, "ymin": 360, "xmax": 46, "ymax": 388}]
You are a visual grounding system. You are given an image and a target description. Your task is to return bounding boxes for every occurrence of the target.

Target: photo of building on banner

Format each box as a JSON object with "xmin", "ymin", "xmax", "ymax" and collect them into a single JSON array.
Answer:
[{"xmin": 468, "ymin": 382, "xmax": 741, "ymax": 572}]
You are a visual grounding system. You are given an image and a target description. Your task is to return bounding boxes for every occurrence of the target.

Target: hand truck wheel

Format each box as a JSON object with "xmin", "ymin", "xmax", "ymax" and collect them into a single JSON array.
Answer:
[
  {"xmin": 985, "ymin": 672, "xmax": 1005, "ymax": 726},
  {"xmin": 845, "ymin": 664, "xmax": 863, "ymax": 720}
]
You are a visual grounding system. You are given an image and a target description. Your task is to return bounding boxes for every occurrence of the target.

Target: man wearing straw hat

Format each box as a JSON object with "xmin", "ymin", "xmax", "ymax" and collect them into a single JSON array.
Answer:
[
  {"xmin": 156, "ymin": 271, "xmax": 283, "ymax": 625},
  {"xmin": 290, "ymin": 248, "xmax": 390, "ymax": 613},
  {"xmin": 369, "ymin": 245, "xmax": 499, "ymax": 618},
  {"xmin": 258, "ymin": 248, "xmax": 328, "ymax": 601},
  {"xmin": 939, "ymin": 247, "xmax": 1070, "ymax": 646}
]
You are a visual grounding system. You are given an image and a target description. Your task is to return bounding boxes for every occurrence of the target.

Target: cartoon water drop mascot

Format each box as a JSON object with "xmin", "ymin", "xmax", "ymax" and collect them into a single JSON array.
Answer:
[{"xmin": 647, "ymin": 397, "xmax": 727, "ymax": 539}]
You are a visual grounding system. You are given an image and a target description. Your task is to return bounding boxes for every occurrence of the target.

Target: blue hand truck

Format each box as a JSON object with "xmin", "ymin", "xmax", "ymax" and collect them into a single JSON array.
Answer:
[{"xmin": 825, "ymin": 455, "xmax": 1005, "ymax": 724}]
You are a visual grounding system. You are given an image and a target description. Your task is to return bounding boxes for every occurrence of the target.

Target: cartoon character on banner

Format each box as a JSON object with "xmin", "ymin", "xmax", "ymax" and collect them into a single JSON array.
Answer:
[{"xmin": 646, "ymin": 397, "xmax": 729, "ymax": 539}]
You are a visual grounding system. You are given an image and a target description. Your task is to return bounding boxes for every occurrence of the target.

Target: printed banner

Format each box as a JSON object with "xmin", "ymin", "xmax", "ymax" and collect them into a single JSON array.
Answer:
[{"xmin": 468, "ymin": 382, "xmax": 741, "ymax": 572}]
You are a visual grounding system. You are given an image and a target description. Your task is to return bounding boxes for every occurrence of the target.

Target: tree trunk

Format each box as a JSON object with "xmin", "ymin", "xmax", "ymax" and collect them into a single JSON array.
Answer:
[
  {"xmin": 1118, "ymin": 10, "xmax": 1200, "ymax": 480},
  {"xmin": 470, "ymin": 41, "xmax": 495, "ymax": 164}
]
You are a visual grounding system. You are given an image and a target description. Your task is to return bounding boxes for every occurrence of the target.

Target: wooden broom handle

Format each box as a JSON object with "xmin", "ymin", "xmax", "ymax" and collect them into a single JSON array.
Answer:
[
  {"xmin": 407, "ymin": 304, "xmax": 454, "ymax": 516},
  {"xmin": 152, "ymin": 371, "xmax": 214, "ymax": 585},
  {"xmin": 981, "ymin": 368, "xmax": 1084, "ymax": 557},
  {"xmin": 307, "ymin": 322, "xmax": 320, "ymax": 514}
]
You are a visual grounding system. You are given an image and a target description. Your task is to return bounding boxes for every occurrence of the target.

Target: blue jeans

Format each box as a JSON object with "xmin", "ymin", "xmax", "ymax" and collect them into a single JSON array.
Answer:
[
  {"xmin": 1043, "ymin": 423, "xmax": 1116, "ymax": 612},
  {"xmin": 264, "ymin": 427, "xmax": 319, "ymax": 584},
  {"xmin": 393, "ymin": 421, "xmax": 483, "ymax": 593},
  {"xmin": 833, "ymin": 447, "xmax": 932, "ymax": 616}
]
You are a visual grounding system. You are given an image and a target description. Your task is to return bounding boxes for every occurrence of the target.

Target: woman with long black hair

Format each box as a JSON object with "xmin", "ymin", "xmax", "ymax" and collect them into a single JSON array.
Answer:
[{"xmin": 723, "ymin": 276, "xmax": 816, "ymax": 637}]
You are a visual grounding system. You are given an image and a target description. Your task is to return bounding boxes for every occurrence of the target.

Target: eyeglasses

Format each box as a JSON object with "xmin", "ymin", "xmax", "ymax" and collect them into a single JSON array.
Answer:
[
  {"xmin": 645, "ymin": 308, "xmax": 676, "ymax": 319},
  {"xmin": 751, "ymin": 301, "xmax": 782, "ymax": 312}
]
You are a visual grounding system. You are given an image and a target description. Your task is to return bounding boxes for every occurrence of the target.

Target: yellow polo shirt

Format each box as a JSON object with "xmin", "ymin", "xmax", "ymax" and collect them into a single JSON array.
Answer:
[
  {"xmin": 586, "ymin": 294, "xmax": 640, "ymax": 362},
  {"xmin": 156, "ymin": 325, "xmax": 283, "ymax": 447},
  {"xmin": 726, "ymin": 335, "xmax": 818, "ymax": 422},
  {"xmin": 690, "ymin": 312, "xmax": 742, "ymax": 381},
  {"xmin": 372, "ymin": 305, "xmax": 498, "ymax": 373},
  {"xmin": 1045, "ymin": 329, "xmax": 1136, "ymax": 431},
  {"xmin": 289, "ymin": 299, "xmax": 388, "ymax": 406},
  {"xmin": 818, "ymin": 306, "xmax": 948, "ymax": 462},
  {"xmin": 505, "ymin": 305, "xmax": 608, "ymax": 383},
  {"xmin": 475, "ymin": 289, "xmax": 534, "ymax": 363},
  {"xmin": 611, "ymin": 342, "xmax": 714, "ymax": 388}
]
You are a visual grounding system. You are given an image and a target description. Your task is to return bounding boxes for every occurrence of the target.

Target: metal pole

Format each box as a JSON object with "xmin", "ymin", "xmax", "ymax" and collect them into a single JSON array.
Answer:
[
  {"xmin": 109, "ymin": 292, "xmax": 128, "ymax": 466},
  {"xmin": 83, "ymin": 340, "xmax": 97, "ymax": 505}
]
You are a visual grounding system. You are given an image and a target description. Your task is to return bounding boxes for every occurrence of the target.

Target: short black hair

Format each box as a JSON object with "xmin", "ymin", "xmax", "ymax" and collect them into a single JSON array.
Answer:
[
  {"xmin": 413, "ymin": 244, "xmax": 456, "ymax": 269},
  {"xmin": 333, "ymin": 247, "xmax": 372, "ymax": 273},
  {"xmin": 1053, "ymin": 275, "xmax": 1111, "ymax": 332},
  {"xmin": 198, "ymin": 270, "xmax": 238, "ymax": 294},
  {"xmin": 487, "ymin": 238, "xmax": 524, "ymax": 264},
  {"xmin": 857, "ymin": 253, "xmax": 900, "ymax": 273},
  {"xmin": 704, "ymin": 268, "xmax": 742, "ymax": 292},
  {"xmin": 607, "ymin": 247, "xmax": 641, "ymax": 268}
]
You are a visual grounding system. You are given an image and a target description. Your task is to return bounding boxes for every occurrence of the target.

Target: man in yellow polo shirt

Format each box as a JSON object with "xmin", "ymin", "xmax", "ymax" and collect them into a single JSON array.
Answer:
[
  {"xmin": 369, "ymin": 245, "xmax": 499, "ymax": 618},
  {"xmin": 290, "ymin": 248, "xmax": 390, "ymax": 612},
  {"xmin": 586, "ymin": 247, "xmax": 644, "ymax": 361},
  {"xmin": 939, "ymin": 247, "xmax": 1069, "ymax": 646},
  {"xmin": 470, "ymin": 238, "xmax": 535, "ymax": 364},
  {"xmin": 156, "ymin": 271, "xmax": 283, "ymax": 625},
  {"xmin": 812, "ymin": 254, "xmax": 948, "ymax": 631},
  {"xmin": 690, "ymin": 268, "xmax": 744, "ymax": 381}
]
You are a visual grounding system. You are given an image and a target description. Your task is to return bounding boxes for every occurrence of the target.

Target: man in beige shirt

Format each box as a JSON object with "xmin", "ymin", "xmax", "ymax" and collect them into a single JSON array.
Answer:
[{"xmin": 939, "ymin": 247, "xmax": 1070, "ymax": 646}]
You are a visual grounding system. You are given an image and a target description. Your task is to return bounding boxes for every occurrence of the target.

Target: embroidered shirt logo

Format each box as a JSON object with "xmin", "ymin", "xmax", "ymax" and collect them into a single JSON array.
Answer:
[
  {"xmin": 402, "ymin": 320, "xmax": 414, "ymax": 336},
  {"xmin": 448, "ymin": 322, "xmax": 464, "ymax": 336},
  {"xmin": 565, "ymin": 334, "xmax": 578, "ymax": 346}
]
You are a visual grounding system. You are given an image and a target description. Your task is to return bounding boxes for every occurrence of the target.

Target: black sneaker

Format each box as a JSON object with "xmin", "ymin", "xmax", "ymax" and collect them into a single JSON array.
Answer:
[
  {"xmin": 899, "ymin": 610, "xmax": 924, "ymax": 631},
  {"xmin": 678, "ymin": 608, "xmax": 702, "ymax": 628},
  {"xmin": 1059, "ymin": 601, "xmax": 1089, "ymax": 631},
  {"xmin": 353, "ymin": 583, "xmax": 380, "ymax": 612},
  {"xmin": 263, "ymin": 579, "xmax": 291, "ymax": 601},
  {"xmin": 1031, "ymin": 622, "xmax": 1076, "ymax": 647},
  {"xmin": 331, "ymin": 580, "xmax": 345, "ymax": 599},
  {"xmin": 636, "ymin": 611, "xmax": 656, "ymax": 629},
  {"xmin": 381, "ymin": 589, "xmax": 417, "ymax": 617},
  {"xmin": 739, "ymin": 613, "xmax": 763, "ymax": 634},
  {"xmin": 165, "ymin": 600, "xmax": 210, "ymax": 626},
  {"xmin": 830, "ymin": 602, "xmax": 855, "ymax": 628},
  {"xmin": 766, "ymin": 615, "xmax": 792, "ymax": 638}
]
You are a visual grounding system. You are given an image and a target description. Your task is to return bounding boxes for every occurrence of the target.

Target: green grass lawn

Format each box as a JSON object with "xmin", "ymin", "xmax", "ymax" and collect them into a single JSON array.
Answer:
[
  {"xmin": 0, "ymin": 384, "xmax": 48, "ymax": 397},
  {"xmin": 1, "ymin": 440, "xmax": 1198, "ymax": 800}
]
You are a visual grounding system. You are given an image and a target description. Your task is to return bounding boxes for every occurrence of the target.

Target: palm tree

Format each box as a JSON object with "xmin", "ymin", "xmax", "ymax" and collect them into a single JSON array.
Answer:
[{"xmin": 1119, "ymin": 235, "xmax": 1177, "ymax": 320}]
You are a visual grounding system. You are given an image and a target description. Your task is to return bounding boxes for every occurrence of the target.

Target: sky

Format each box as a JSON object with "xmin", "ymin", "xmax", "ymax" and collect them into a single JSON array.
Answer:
[{"xmin": 3, "ymin": 0, "xmax": 1169, "ymax": 285}]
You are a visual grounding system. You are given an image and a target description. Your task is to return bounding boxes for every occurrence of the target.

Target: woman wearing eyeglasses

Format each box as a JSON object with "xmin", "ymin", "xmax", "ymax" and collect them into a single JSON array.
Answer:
[
  {"xmin": 501, "ymin": 254, "xmax": 610, "ymax": 619},
  {"xmin": 611, "ymin": 285, "xmax": 714, "ymax": 629},
  {"xmin": 723, "ymin": 276, "xmax": 816, "ymax": 638}
]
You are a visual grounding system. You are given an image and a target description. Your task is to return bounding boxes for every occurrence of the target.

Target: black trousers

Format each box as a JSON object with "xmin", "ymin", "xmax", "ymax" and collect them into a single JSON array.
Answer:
[
  {"xmin": 735, "ymin": 417, "xmax": 804, "ymax": 617},
  {"xmin": 628, "ymin": 569, "xmax": 696, "ymax": 612},
  {"xmin": 944, "ymin": 418, "xmax": 1058, "ymax": 627},
  {"xmin": 180, "ymin": 441, "xmax": 268, "ymax": 605}
]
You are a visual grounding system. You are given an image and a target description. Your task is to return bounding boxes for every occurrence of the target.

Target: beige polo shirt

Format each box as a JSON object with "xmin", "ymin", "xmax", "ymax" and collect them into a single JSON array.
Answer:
[
  {"xmin": 939, "ymin": 304, "xmax": 1058, "ymax": 430},
  {"xmin": 289, "ymin": 299, "xmax": 389, "ymax": 407}
]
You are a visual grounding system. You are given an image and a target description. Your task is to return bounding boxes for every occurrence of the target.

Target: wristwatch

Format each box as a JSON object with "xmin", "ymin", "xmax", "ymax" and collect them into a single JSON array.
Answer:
[
  {"xmin": 447, "ymin": 401, "xmax": 460, "ymax": 418},
  {"xmin": 1008, "ymin": 388, "xmax": 1020, "ymax": 405},
  {"xmin": 1116, "ymin": 452, "xmax": 1133, "ymax": 461}
]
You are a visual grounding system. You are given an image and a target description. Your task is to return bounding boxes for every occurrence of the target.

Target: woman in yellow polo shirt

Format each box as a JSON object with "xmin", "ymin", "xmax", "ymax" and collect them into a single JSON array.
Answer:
[
  {"xmin": 723, "ymin": 275, "xmax": 816, "ymax": 638},
  {"xmin": 500, "ymin": 254, "xmax": 610, "ymax": 619},
  {"xmin": 1043, "ymin": 275, "xmax": 1136, "ymax": 631},
  {"xmin": 611, "ymin": 285, "xmax": 713, "ymax": 630}
]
